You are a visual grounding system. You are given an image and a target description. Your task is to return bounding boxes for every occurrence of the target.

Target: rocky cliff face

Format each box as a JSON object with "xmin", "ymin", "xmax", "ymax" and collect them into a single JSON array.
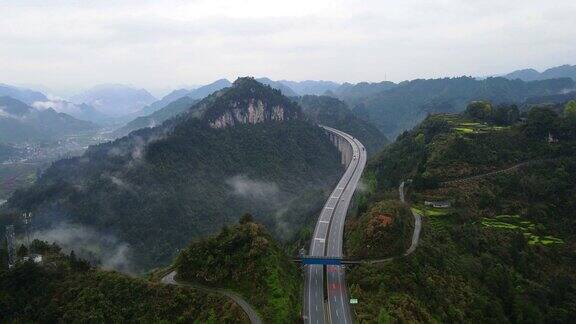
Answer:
[
  {"xmin": 203, "ymin": 77, "xmax": 302, "ymax": 129},
  {"xmin": 209, "ymin": 99, "xmax": 294, "ymax": 128}
]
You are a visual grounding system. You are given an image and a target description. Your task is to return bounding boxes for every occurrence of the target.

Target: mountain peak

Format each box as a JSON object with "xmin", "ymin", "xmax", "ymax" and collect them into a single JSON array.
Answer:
[
  {"xmin": 202, "ymin": 77, "xmax": 302, "ymax": 128},
  {"xmin": 232, "ymin": 76, "xmax": 262, "ymax": 88}
]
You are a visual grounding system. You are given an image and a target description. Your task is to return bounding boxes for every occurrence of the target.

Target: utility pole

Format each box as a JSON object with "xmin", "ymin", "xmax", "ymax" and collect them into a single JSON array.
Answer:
[
  {"xmin": 5, "ymin": 225, "xmax": 15, "ymax": 268},
  {"xmin": 23, "ymin": 212, "xmax": 32, "ymax": 247}
]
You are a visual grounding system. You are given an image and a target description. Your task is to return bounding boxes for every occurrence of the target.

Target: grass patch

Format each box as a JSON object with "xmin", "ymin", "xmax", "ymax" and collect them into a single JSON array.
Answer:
[
  {"xmin": 411, "ymin": 205, "xmax": 451, "ymax": 217},
  {"xmin": 481, "ymin": 215, "xmax": 563, "ymax": 246},
  {"xmin": 455, "ymin": 127, "xmax": 475, "ymax": 134},
  {"xmin": 411, "ymin": 205, "xmax": 452, "ymax": 230}
]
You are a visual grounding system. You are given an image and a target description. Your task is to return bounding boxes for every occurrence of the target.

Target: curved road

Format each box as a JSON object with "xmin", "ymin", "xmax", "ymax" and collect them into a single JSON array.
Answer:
[
  {"xmin": 304, "ymin": 126, "xmax": 367, "ymax": 324},
  {"xmin": 399, "ymin": 181, "xmax": 422, "ymax": 256},
  {"xmin": 161, "ymin": 271, "xmax": 262, "ymax": 324}
]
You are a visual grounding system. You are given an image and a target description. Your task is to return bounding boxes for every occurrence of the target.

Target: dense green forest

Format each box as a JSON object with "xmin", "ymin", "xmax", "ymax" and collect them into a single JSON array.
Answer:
[
  {"xmin": 346, "ymin": 101, "xmax": 576, "ymax": 322},
  {"xmin": 176, "ymin": 215, "xmax": 300, "ymax": 323},
  {"xmin": 345, "ymin": 199, "xmax": 413, "ymax": 259},
  {"xmin": 0, "ymin": 240, "xmax": 248, "ymax": 323},
  {"xmin": 341, "ymin": 76, "xmax": 574, "ymax": 138},
  {"xmin": 333, "ymin": 81, "xmax": 397, "ymax": 104},
  {"xmin": 296, "ymin": 95, "xmax": 389, "ymax": 154},
  {"xmin": 1, "ymin": 78, "xmax": 342, "ymax": 271}
]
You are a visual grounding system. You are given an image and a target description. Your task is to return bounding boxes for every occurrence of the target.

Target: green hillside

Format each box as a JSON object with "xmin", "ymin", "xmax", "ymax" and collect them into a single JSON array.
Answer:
[
  {"xmin": 2, "ymin": 78, "xmax": 342, "ymax": 271},
  {"xmin": 346, "ymin": 76, "xmax": 573, "ymax": 137},
  {"xmin": 0, "ymin": 240, "xmax": 248, "ymax": 323},
  {"xmin": 176, "ymin": 216, "xmax": 300, "ymax": 323},
  {"xmin": 346, "ymin": 101, "xmax": 576, "ymax": 322},
  {"xmin": 297, "ymin": 95, "xmax": 389, "ymax": 154}
]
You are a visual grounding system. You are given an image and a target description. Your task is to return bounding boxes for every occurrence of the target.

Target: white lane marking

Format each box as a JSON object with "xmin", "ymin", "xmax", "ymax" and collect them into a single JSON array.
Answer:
[
  {"xmin": 336, "ymin": 309, "xmax": 340, "ymax": 317},
  {"xmin": 314, "ymin": 238, "xmax": 325, "ymax": 243},
  {"xmin": 338, "ymin": 268, "xmax": 349, "ymax": 324},
  {"xmin": 307, "ymin": 267, "xmax": 312, "ymax": 321},
  {"xmin": 319, "ymin": 220, "xmax": 329, "ymax": 224},
  {"xmin": 325, "ymin": 207, "xmax": 334, "ymax": 210}
]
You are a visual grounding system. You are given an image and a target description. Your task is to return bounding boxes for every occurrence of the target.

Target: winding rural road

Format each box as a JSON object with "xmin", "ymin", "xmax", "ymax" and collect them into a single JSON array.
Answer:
[
  {"xmin": 304, "ymin": 126, "xmax": 367, "ymax": 324},
  {"xmin": 161, "ymin": 271, "xmax": 262, "ymax": 324},
  {"xmin": 399, "ymin": 181, "xmax": 422, "ymax": 256}
]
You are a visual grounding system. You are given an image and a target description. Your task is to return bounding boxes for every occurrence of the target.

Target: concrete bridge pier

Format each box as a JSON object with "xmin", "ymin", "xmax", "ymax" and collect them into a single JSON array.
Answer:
[{"xmin": 325, "ymin": 128, "xmax": 354, "ymax": 167}]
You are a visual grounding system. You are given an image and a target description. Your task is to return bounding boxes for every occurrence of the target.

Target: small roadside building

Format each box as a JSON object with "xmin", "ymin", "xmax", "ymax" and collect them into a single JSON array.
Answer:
[
  {"xmin": 22, "ymin": 253, "xmax": 43, "ymax": 264},
  {"xmin": 424, "ymin": 200, "xmax": 451, "ymax": 208}
]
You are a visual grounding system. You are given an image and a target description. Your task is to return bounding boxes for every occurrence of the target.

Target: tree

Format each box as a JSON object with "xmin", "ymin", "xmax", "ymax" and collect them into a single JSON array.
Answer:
[
  {"xmin": 422, "ymin": 119, "xmax": 450, "ymax": 143},
  {"xmin": 565, "ymin": 100, "xmax": 576, "ymax": 120},
  {"xmin": 523, "ymin": 107, "xmax": 558, "ymax": 139},
  {"xmin": 465, "ymin": 101, "xmax": 492, "ymax": 121},
  {"xmin": 492, "ymin": 104, "xmax": 519, "ymax": 125}
]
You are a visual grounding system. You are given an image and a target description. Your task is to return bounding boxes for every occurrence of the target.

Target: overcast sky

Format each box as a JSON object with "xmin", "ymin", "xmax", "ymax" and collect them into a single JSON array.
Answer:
[{"xmin": 1, "ymin": 0, "xmax": 575, "ymax": 97}]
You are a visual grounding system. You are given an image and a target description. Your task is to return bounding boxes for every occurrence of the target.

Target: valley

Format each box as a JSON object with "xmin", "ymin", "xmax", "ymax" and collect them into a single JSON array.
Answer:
[{"xmin": 1, "ymin": 59, "xmax": 576, "ymax": 323}]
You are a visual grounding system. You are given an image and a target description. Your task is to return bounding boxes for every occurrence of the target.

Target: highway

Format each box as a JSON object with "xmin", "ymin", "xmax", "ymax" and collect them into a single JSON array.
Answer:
[{"xmin": 304, "ymin": 126, "xmax": 367, "ymax": 324}]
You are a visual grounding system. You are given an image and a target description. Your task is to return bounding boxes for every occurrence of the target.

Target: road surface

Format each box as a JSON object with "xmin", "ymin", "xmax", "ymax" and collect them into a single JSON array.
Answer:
[
  {"xmin": 399, "ymin": 181, "xmax": 421, "ymax": 256},
  {"xmin": 304, "ymin": 126, "xmax": 367, "ymax": 324},
  {"xmin": 161, "ymin": 271, "xmax": 262, "ymax": 324}
]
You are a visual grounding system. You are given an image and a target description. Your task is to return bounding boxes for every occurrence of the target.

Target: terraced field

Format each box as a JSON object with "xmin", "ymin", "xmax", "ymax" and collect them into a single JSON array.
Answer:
[
  {"xmin": 481, "ymin": 215, "xmax": 564, "ymax": 245},
  {"xmin": 437, "ymin": 114, "xmax": 510, "ymax": 134}
]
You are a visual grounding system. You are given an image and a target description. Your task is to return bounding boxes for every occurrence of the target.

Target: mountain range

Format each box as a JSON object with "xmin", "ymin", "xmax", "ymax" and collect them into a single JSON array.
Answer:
[
  {"xmin": 0, "ymin": 84, "xmax": 48, "ymax": 105},
  {"xmin": 2, "ymin": 78, "xmax": 342, "ymax": 271},
  {"xmin": 502, "ymin": 64, "xmax": 576, "ymax": 82},
  {"xmin": 70, "ymin": 84, "xmax": 157, "ymax": 117},
  {"xmin": 279, "ymin": 80, "xmax": 340, "ymax": 95},
  {"xmin": 0, "ymin": 96, "xmax": 98, "ymax": 144},
  {"xmin": 112, "ymin": 96, "xmax": 199, "ymax": 138},
  {"xmin": 344, "ymin": 76, "xmax": 574, "ymax": 137}
]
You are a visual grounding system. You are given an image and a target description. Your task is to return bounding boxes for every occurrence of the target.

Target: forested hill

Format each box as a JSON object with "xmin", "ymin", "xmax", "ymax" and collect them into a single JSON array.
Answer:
[
  {"xmin": 296, "ymin": 95, "xmax": 389, "ymax": 154},
  {"xmin": 346, "ymin": 101, "xmax": 576, "ymax": 322},
  {"xmin": 0, "ymin": 240, "xmax": 248, "ymax": 323},
  {"xmin": 176, "ymin": 215, "xmax": 300, "ymax": 323},
  {"xmin": 347, "ymin": 76, "xmax": 574, "ymax": 138},
  {"xmin": 2, "ymin": 78, "xmax": 342, "ymax": 271}
]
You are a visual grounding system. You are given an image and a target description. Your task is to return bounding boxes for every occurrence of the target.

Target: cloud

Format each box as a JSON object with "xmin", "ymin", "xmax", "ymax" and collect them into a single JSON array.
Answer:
[
  {"xmin": 0, "ymin": 0, "xmax": 574, "ymax": 95},
  {"xmin": 31, "ymin": 97, "xmax": 80, "ymax": 113},
  {"xmin": 226, "ymin": 175, "xmax": 280, "ymax": 201},
  {"xmin": 32, "ymin": 222, "xmax": 134, "ymax": 273}
]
